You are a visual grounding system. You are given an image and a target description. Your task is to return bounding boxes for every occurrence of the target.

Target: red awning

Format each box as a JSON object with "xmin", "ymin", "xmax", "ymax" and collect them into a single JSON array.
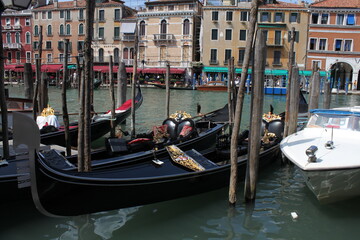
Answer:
[
  {"xmin": 93, "ymin": 66, "xmax": 109, "ymax": 72},
  {"xmin": 4, "ymin": 65, "xmax": 17, "ymax": 71},
  {"xmin": 41, "ymin": 64, "xmax": 63, "ymax": 73}
]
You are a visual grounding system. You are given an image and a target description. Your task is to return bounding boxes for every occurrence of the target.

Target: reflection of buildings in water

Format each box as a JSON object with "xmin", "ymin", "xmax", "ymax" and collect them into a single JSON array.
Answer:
[{"xmin": 57, "ymin": 207, "xmax": 140, "ymax": 240}]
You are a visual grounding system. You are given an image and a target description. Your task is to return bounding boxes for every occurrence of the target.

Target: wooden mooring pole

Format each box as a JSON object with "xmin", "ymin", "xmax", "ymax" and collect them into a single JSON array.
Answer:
[
  {"xmin": 308, "ymin": 71, "xmax": 320, "ymax": 117},
  {"xmin": 228, "ymin": 0, "xmax": 260, "ymax": 206},
  {"xmin": 131, "ymin": 24, "xmax": 139, "ymax": 139},
  {"xmin": 228, "ymin": 57, "xmax": 235, "ymax": 129},
  {"xmin": 323, "ymin": 79, "xmax": 331, "ymax": 109},
  {"xmin": 287, "ymin": 66, "xmax": 300, "ymax": 136},
  {"xmin": 62, "ymin": 39, "xmax": 71, "ymax": 156},
  {"xmin": 109, "ymin": 56, "xmax": 116, "ymax": 138},
  {"xmin": 165, "ymin": 61, "xmax": 170, "ymax": 118},
  {"xmin": 117, "ymin": 61, "xmax": 127, "ymax": 108},
  {"xmin": 244, "ymin": 29, "xmax": 266, "ymax": 202}
]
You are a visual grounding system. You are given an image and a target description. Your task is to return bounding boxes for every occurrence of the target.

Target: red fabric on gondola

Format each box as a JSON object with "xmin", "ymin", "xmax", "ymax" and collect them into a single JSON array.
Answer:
[
  {"xmin": 4, "ymin": 65, "xmax": 17, "ymax": 70},
  {"xmin": 105, "ymin": 99, "xmax": 137, "ymax": 114}
]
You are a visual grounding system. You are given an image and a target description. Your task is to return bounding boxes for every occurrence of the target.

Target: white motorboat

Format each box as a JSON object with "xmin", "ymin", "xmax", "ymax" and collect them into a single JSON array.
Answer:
[{"xmin": 280, "ymin": 107, "xmax": 360, "ymax": 203}]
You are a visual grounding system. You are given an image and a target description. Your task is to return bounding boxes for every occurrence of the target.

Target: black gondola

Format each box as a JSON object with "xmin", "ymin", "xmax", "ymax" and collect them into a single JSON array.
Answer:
[
  {"xmin": 40, "ymin": 86, "xmax": 143, "ymax": 147},
  {"xmin": 30, "ymin": 124, "xmax": 282, "ymax": 217}
]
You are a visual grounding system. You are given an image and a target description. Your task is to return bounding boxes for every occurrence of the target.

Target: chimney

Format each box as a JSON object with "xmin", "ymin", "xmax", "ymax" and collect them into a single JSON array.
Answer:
[
  {"xmin": 74, "ymin": 0, "xmax": 77, "ymax": 7},
  {"xmin": 54, "ymin": 0, "xmax": 58, "ymax": 8}
]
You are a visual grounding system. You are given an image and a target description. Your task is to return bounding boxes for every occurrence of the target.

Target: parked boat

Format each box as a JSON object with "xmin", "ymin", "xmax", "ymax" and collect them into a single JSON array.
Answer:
[
  {"xmin": 40, "ymin": 86, "xmax": 143, "ymax": 147},
  {"xmin": 280, "ymin": 107, "xmax": 360, "ymax": 203},
  {"xmin": 1, "ymin": 105, "xmax": 227, "ymax": 204},
  {"xmin": 29, "ymin": 118, "xmax": 283, "ymax": 216},
  {"xmin": 197, "ymin": 81, "xmax": 227, "ymax": 91}
]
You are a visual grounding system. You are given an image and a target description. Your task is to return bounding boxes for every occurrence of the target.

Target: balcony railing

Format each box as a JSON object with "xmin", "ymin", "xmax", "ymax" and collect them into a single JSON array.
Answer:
[
  {"xmin": 3, "ymin": 43, "xmax": 21, "ymax": 49},
  {"xmin": 13, "ymin": 25, "xmax": 21, "ymax": 30},
  {"xmin": 121, "ymin": 34, "xmax": 135, "ymax": 41},
  {"xmin": 266, "ymin": 38, "xmax": 284, "ymax": 47},
  {"xmin": 209, "ymin": 59, "xmax": 218, "ymax": 65},
  {"xmin": 3, "ymin": 26, "xmax": 12, "ymax": 30},
  {"xmin": 153, "ymin": 34, "xmax": 175, "ymax": 42}
]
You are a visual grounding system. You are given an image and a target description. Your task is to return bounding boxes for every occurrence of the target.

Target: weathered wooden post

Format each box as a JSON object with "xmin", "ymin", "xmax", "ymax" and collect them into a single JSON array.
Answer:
[
  {"xmin": 323, "ymin": 79, "xmax": 331, "ymax": 109},
  {"xmin": 165, "ymin": 61, "xmax": 170, "ymax": 118},
  {"xmin": 33, "ymin": 26, "xmax": 43, "ymax": 119},
  {"xmin": 117, "ymin": 61, "xmax": 127, "ymax": 108},
  {"xmin": 131, "ymin": 23, "xmax": 139, "ymax": 139},
  {"xmin": 78, "ymin": 0, "xmax": 95, "ymax": 172},
  {"xmin": 109, "ymin": 56, "xmax": 116, "ymax": 138},
  {"xmin": 228, "ymin": 57, "xmax": 235, "ymax": 128},
  {"xmin": 39, "ymin": 71, "xmax": 48, "ymax": 111},
  {"xmin": 229, "ymin": 0, "xmax": 260, "ymax": 205},
  {"xmin": 76, "ymin": 56, "xmax": 81, "ymax": 97},
  {"xmin": 244, "ymin": 29, "xmax": 266, "ymax": 202},
  {"xmin": 284, "ymin": 27, "xmax": 296, "ymax": 138},
  {"xmin": 287, "ymin": 66, "xmax": 300, "ymax": 136},
  {"xmin": 24, "ymin": 63, "xmax": 34, "ymax": 100},
  {"xmin": 62, "ymin": 39, "xmax": 71, "ymax": 156},
  {"xmin": 308, "ymin": 71, "xmax": 320, "ymax": 117}
]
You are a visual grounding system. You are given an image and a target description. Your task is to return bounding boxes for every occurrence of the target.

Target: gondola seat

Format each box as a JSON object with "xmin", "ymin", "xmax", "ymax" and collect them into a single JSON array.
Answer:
[
  {"xmin": 177, "ymin": 118, "xmax": 198, "ymax": 140},
  {"xmin": 162, "ymin": 118, "xmax": 178, "ymax": 141}
]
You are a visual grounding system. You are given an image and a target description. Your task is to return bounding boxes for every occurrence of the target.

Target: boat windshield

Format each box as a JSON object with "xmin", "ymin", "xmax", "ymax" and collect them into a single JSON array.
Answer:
[{"xmin": 307, "ymin": 114, "xmax": 360, "ymax": 131}]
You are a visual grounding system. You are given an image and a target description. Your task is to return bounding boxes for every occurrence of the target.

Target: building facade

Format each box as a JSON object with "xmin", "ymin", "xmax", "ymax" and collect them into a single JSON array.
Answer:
[
  {"xmin": 137, "ymin": 0, "xmax": 202, "ymax": 78},
  {"xmin": 202, "ymin": 0, "xmax": 308, "ymax": 81},
  {"xmin": 1, "ymin": 9, "xmax": 32, "ymax": 66},
  {"xmin": 307, "ymin": 0, "xmax": 360, "ymax": 90},
  {"xmin": 32, "ymin": 0, "xmax": 136, "ymax": 66}
]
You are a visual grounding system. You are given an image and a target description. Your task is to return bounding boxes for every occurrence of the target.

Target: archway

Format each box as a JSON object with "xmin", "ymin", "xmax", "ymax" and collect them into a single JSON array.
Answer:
[{"xmin": 329, "ymin": 62, "xmax": 353, "ymax": 90}]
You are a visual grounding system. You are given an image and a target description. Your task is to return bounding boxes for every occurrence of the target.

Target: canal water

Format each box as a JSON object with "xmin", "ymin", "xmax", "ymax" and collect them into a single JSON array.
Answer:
[{"xmin": 2, "ymin": 85, "xmax": 360, "ymax": 240}]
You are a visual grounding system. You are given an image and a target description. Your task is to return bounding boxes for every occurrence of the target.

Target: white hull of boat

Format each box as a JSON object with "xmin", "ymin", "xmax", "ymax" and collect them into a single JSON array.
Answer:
[{"xmin": 299, "ymin": 168, "xmax": 360, "ymax": 203}]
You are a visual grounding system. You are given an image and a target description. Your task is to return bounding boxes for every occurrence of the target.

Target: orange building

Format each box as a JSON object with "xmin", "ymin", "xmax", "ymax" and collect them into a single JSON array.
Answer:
[{"xmin": 307, "ymin": 0, "xmax": 360, "ymax": 90}]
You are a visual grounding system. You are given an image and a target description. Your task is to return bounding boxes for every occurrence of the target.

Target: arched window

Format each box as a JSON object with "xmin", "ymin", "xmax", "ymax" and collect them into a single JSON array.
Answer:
[
  {"xmin": 66, "ymin": 24, "xmax": 71, "ymax": 35},
  {"xmin": 183, "ymin": 19, "xmax": 190, "ymax": 35},
  {"xmin": 160, "ymin": 20, "xmax": 167, "ymax": 34},
  {"xmin": 139, "ymin": 21, "xmax": 146, "ymax": 36},
  {"xmin": 34, "ymin": 25, "xmax": 39, "ymax": 36},
  {"xmin": 114, "ymin": 48, "xmax": 120, "ymax": 63},
  {"xmin": 59, "ymin": 24, "xmax": 64, "ymax": 35},
  {"xmin": 99, "ymin": 48, "xmax": 104, "ymax": 62},
  {"xmin": 79, "ymin": 23, "xmax": 84, "ymax": 35},
  {"xmin": 15, "ymin": 32, "xmax": 20, "ymax": 43},
  {"xmin": 123, "ymin": 48, "xmax": 129, "ymax": 59},
  {"xmin": 6, "ymin": 32, "xmax": 11, "ymax": 43},
  {"xmin": 25, "ymin": 32, "xmax": 31, "ymax": 44},
  {"xmin": 47, "ymin": 25, "xmax": 52, "ymax": 35},
  {"xmin": 130, "ymin": 48, "xmax": 134, "ymax": 59}
]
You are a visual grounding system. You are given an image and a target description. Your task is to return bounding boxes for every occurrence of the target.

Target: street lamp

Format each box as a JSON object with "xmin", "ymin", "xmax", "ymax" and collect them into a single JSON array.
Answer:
[{"xmin": 0, "ymin": 0, "xmax": 32, "ymax": 161}]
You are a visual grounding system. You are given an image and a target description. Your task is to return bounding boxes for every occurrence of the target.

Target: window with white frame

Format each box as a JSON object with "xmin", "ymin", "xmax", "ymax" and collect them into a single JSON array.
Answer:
[
  {"xmin": 47, "ymin": 53, "xmax": 53, "ymax": 63},
  {"xmin": 226, "ymin": 11, "xmax": 233, "ymax": 21},
  {"xmin": 16, "ymin": 52, "xmax": 20, "ymax": 63},
  {"xmin": 311, "ymin": 13, "xmax": 319, "ymax": 24},
  {"xmin": 6, "ymin": 32, "xmax": 11, "ymax": 43},
  {"xmin": 290, "ymin": 12, "xmax": 299, "ymax": 23},
  {"xmin": 59, "ymin": 53, "xmax": 64, "ymax": 62},
  {"xmin": 224, "ymin": 49, "xmax": 232, "ymax": 63},
  {"xmin": 42, "ymin": 11, "xmax": 46, "ymax": 19},
  {"xmin": 225, "ymin": 29, "xmax": 232, "ymax": 40},
  {"xmin": 15, "ymin": 32, "xmax": 20, "ymax": 43},
  {"xmin": 274, "ymin": 12, "xmax": 284, "ymax": 22},
  {"xmin": 99, "ymin": 9, "xmax": 105, "ymax": 21},
  {"xmin": 335, "ymin": 39, "xmax": 342, "ymax": 51},
  {"xmin": 114, "ymin": 9, "xmax": 121, "ymax": 21},
  {"xmin": 309, "ymin": 38, "xmax": 317, "ymax": 50},
  {"xmin": 211, "ymin": 29, "xmax": 218, "ymax": 40},
  {"xmin": 344, "ymin": 39, "xmax": 352, "ymax": 51},
  {"xmin": 79, "ymin": 24, "xmax": 84, "ymax": 35},
  {"xmin": 183, "ymin": 19, "xmax": 190, "ymax": 35},
  {"xmin": 25, "ymin": 18, "xmax": 30, "ymax": 26},
  {"xmin": 47, "ymin": 25, "xmax": 52, "ymax": 36},
  {"xmin": 99, "ymin": 27, "xmax": 104, "ymax": 39},
  {"xmin": 26, "ymin": 32, "xmax": 31, "ymax": 44},
  {"xmin": 260, "ymin": 12, "xmax": 271, "ymax": 22},
  {"xmin": 60, "ymin": 10, "xmax": 64, "ymax": 19},
  {"xmin": 240, "ymin": 30, "xmax": 246, "ymax": 41},
  {"xmin": 212, "ymin": 11, "xmax": 218, "ymax": 21},
  {"xmin": 66, "ymin": 24, "xmax": 71, "ymax": 35},
  {"xmin": 5, "ymin": 18, "xmax": 10, "ymax": 26},
  {"xmin": 320, "ymin": 13, "xmax": 329, "ymax": 24},
  {"xmin": 337, "ymin": 14, "xmax": 344, "ymax": 25},
  {"xmin": 26, "ymin": 52, "xmax": 31, "ymax": 63},
  {"xmin": 210, "ymin": 49, "xmax": 217, "ymax": 63},
  {"xmin": 312, "ymin": 60, "xmax": 321, "ymax": 69},
  {"xmin": 14, "ymin": 18, "xmax": 19, "ymax": 26},
  {"xmin": 79, "ymin": 9, "xmax": 84, "ymax": 20},
  {"xmin": 139, "ymin": 21, "xmax": 146, "ymax": 36},
  {"xmin": 319, "ymin": 38, "xmax": 327, "ymax": 50},
  {"xmin": 240, "ymin": 11, "xmax": 249, "ymax": 21},
  {"xmin": 65, "ymin": 10, "xmax": 71, "ymax": 20},
  {"xmin": 48, "ymin": 11, "xmax": 52, "ymax": 19},
  {"xmin": 347, "ymin": 14, "xmax": 355, "ymax": 25}
]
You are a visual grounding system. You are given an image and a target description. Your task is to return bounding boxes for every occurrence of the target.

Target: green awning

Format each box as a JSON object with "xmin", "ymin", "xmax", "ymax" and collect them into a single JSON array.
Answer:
[{"xmin": 204, "ymin": 67, "xmax": 328, "ymax": 77}]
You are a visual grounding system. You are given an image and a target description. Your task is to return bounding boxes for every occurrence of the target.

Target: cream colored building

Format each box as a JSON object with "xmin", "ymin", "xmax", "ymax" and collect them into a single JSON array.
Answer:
[
  {"xmin": 32, "ymin": 0, "xmax": 136, "ymax": 65},
  {"xmin": 137, "ymin": 0, "xmax": 202, "ymax": 78},
  {"xmin": 202, "ymin": 0, "xmax": 309, "ymax": 80}
]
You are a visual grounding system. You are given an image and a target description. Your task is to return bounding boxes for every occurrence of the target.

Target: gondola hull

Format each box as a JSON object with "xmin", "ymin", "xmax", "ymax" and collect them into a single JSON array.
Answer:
[
  {"xmin": 33, "ymin": 143, "xmax": 280, "ymax": 216},
  {"xmin": 40, "ymin": 87, "xmax": 143, "ymax": 147}
]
